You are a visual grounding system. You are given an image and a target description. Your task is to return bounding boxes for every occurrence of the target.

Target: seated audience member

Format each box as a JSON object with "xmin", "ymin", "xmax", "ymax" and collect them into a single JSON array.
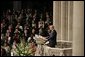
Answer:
[
  {"xmin": 28, "ymin": 34, "xmax": 37, "ymax": 53},
  {"xmin": 24, "ymin": 29, "xmax": 29, "ymax": 42},
  {"xmin": 1, "ymin": 47, "xmax": 6, "ymax": 56},
  {"xmin": 5, "ymin": 30, "xmax": 11, "ymax": 45},
  {"xmin": 11, "ymin": 41, "xmax": 17, "ymax": 56},
  {"xmin": 14, "ymin": 28, "xmax": 20, "ymax": 43},
  {"xmin": 3, "ymin": 43, "xmax": 10, "ymax": 56},
  {"xmin": 28, "ymin": 34, "xmax": 36, "ymax": 44},
  {"xmin": 38, "ymin": 19, "xmax": 44, "ymax": 29}
]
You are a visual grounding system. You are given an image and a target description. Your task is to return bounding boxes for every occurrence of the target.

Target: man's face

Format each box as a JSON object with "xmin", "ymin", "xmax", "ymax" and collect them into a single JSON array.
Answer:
[
  {"xmin": 49, "ymin": 25, "xmax": 54, "ymax": 30},
  {"xmin": 8, "ymin": 26, "xmax": 11, "ymax": 30},
  {"xmin": 7, "ymin": 30, "xmax": 9, "ymax": 33},
  {"xmin": 24, "ymin": 29, "xmax": 27, "ymax": 33},
  {"xmin": 49, "ymin": 26, "xmax": 52, "ymax": 30},
  {"xmin": 1, "ymin": 24, "xmax": 3, "ymax": 28},
  {"xmin": 32, "ymin": 29, "xmax": 35, "ymax": 34},
  {"xmin": 15, "ymin": 29, "xmax": 18, "ymax": 33}
]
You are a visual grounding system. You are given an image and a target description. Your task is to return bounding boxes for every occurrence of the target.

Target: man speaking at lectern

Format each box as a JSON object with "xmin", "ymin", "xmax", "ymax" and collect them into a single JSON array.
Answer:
[{"xmin": 47, "ymin": 25, "xmax": 57, "ymax": 47}]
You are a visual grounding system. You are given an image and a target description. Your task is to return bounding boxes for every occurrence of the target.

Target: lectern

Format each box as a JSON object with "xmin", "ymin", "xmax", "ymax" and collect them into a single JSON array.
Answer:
[{"xmin": 35, "ymin": 35, "xmax": 47, "ymax": 56}]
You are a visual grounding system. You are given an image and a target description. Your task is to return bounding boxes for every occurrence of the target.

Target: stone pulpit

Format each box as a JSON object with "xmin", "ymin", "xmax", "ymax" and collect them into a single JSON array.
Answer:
[{"xmin": 35, "ymin": 35, "xmax": 47, "ymax": 56}]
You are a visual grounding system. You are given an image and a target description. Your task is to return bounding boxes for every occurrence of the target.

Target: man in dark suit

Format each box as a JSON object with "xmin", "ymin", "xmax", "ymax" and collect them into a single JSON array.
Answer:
[{"xmin": 47, "ymin": 25, "xmax": 57, "ymax": 47}]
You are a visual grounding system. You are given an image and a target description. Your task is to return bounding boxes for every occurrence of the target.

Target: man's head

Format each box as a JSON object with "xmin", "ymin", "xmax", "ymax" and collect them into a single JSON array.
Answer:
[
  {"xmin": 1, "ymin": 23, "xmax": 3, "ymax": 28},
  {"xmin": 6, "ymin": 30, "xmax": 9, "ymax": 33},
  {"xmin": 49, "ymin": 25, "xmax": 54, "ymax": 30},
  {"xmin": 32, "ymin": 29, "xmax": 35, "ymax": 34}
]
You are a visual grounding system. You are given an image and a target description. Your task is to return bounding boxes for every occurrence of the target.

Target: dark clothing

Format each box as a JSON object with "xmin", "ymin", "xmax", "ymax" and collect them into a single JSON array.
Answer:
[
  {"xmin": 38, "ymin": 28, "xmax": 45, "ymax": 36},
  {"xmin": 48, "ymin": 30, "xmax": 57, "ymax": 47}
]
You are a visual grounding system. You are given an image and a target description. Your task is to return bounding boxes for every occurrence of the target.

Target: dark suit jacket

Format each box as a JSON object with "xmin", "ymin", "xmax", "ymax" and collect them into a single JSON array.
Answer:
[{"xmin": 48, "ymin": 30, "xmax": 57, "ymax": 47}]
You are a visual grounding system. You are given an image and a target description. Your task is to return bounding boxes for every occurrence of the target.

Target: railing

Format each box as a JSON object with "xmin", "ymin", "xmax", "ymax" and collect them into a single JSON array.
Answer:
[
  {"xmin": 43, "ymin": 40, "xmax": 72, "ymax": 56},
  {"xmin": 43, "ymin": 45, "xmax": 72, "ymax": 56},
  {"xmin": 35, "ymin": 40, "xmax": 72, "ymax": 56}
]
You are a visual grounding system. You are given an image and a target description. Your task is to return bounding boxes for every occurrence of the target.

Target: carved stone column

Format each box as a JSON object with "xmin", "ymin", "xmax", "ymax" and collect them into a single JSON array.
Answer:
[
  {"xmin": 53, "ymin": 1, "xmax": 61, "ymax": 41},
  {"xmin": 72, "ymin": 1, "xmax": 84, "ymax": 56},
  {"xmin": 61, "ymin": 1, "xmax": 66, "ymax": 41},
  {"xmin": 67, "ymin": 1, "xmax": 73, "ymax": 41}
]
